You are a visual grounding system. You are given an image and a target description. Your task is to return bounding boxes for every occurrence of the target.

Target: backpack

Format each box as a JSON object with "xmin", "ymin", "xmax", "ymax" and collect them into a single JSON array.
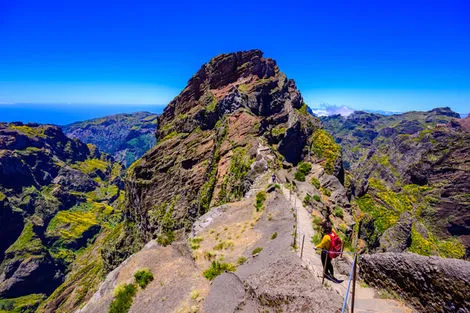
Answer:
[{"xmin": 328, "ymin": 231, "xmax": 342, "ymax": 259}]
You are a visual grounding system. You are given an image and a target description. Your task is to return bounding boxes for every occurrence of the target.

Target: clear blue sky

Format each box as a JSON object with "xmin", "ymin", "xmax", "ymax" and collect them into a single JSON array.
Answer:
[{"xmin": 1, "ymin": 0, "xmax": 469, "ymax": 115}]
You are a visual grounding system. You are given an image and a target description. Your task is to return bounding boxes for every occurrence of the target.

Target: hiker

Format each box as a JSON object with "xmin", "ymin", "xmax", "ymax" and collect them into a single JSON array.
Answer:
[
  {"xmin": 316, "ymin": 222, "xmax": 341, "ymax": 282},
  {"xmin": 272, "ymin": 173, "xmax": 277, "ymax": 183}
]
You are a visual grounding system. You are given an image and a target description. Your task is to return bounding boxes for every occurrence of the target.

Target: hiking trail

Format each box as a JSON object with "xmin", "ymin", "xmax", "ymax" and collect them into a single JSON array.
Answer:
[{"xmin": 280, "ymin": 184, "xmax": 415, "ymax": 313}]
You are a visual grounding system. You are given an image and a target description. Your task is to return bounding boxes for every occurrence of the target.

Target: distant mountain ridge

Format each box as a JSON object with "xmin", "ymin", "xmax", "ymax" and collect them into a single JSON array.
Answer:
[
  {"xmin": 62, "ymin": 112, "xmax": 158, "ymax": 167},
  {"xmin": 321, "ymin": 107, "xmax": 470, "ymax": 257}
]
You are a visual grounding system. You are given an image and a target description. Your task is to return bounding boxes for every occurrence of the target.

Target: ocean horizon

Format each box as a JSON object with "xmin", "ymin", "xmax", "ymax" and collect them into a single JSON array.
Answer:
[{"xmin": 0, "ymin": 103, "xmax": 166, "ymax": 125}]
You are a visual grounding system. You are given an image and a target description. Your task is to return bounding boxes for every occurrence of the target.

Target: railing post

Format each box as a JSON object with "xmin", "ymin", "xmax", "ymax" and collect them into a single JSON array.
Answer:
[
  {"xmin": 300, "ymin": 234, "xmax": 305, "ymax": 259},
  {"xmin": 351, "ymin": 253, "xmax": 357, "ymax": 313}
]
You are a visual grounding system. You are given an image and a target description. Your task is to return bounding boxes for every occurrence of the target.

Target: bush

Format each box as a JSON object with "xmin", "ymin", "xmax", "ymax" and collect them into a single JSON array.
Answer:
[
  {"xmin": 134, "ymin": 269, "xmax": 154, "ymax": 289},
  {"xmin": 203, "ymin": 261, "xmax": 235, "ymax": 280},
  {"xmin": 252, "ymin": 247, "xmax": 263, "ymax": 255},
  {"xmin": 311, "ymin": 233, "xmax": 322, "ymax": 245},
  {"xmin": 311, "ymin": 177, "xmax": 321, "ymax": 189},
  {"xmin": 213, "ymin": 240, "xmax": 234, "ymax": 250},
  {"xmin": 108, "ymin": 283, "xmax": 137, "ymax": 313},
  {"xmin": 313, "ymin": 195, "xmax": 321, "ymax": 202},
  {"xmin": 294, "ymin": 162, "xmax": 312, "ymax": 182},
  {"xmin": 333, "ymin": 207, "xmax": 344, "ymax": 218},
  {"xmin": 294, "ymin": 171, "xmax": 306, "ymax": 182},
  {"xmin": 271, "ymin": 232, "xmax": 278, "ymax": 240},
  {"xmin": 189, "ymin": 237, "xmax": 203, "ymax": 250},
  {"xmin": 237, "ymin": 256, "xmax": 247, "ymax": 265},
  {"xmin": 303, "ymin": 194, "xmax": 312, "ymax": 205},
  {"xmin": 255, "ymin": 192, "xmax": 266, "ymax": 211},
  {"xmin": 320, "ymin": 187, "xmax": 331, "ymax": 196}
]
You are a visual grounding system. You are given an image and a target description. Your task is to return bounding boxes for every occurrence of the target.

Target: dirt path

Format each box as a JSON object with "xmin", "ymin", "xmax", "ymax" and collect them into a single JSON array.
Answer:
[{"xmin": 280, "ymin": 185, "xmax": 415, "ymax": 313}]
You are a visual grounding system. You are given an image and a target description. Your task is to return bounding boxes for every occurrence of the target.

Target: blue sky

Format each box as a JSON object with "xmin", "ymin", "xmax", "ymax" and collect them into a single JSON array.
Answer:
[{"xmin": 1, "ymin": 0, "xmax": 469, "ymax": 115}]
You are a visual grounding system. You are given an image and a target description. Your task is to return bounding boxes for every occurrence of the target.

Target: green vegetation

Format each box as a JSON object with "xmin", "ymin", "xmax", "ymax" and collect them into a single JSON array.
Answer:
[
  {"xmin": 255, "ymin": 191, "xmax": 266, "ymax": 211},
  {"xmin": 134, "ymin": 268, "xmax": 154, "ymax": 289},
  {"xmin": 320, "ymin": 187, "xmax": 331, "ymax": 197},
  {"xmin": 271, "ymin": 125, "xmax": 286, "ymax": 137},
  {"xmin": 108, "ymin": 283, "xmax": 137, "ymax": 313},
  {"xmin": 310, "ymin": 177, "xmax": 321, "ymax": 189},
  {"xmin": 313, "ymin": 194, "xmax": 321, "ymax": 202},
  {"xmin": 72, "ymin": 158, "xmax": 108, "ymax": 174},
  {"xmin": 213, "ymin": 240, "xmax": 234, "ymax": 250},
  {"xmin": 271, "ymin": 232, "xmax": 278, "ymax": 240},
  {"xmin": 203, "ymin": 261, "xmax": 236, "ymax": 280},
  {"xmin": 252, "ymin": 247, "xmax": 263, "ymax": 255},
  {"xmin": 237, "ymin": 256, "xmax": 247, "ymax": 265},
  {"xmin": 149, "ymin": 201, "xmax": 176, "ymax": 246},
  {"xmin": 218, "ymin": 147, "xmax": 254, "ymax": 203},
  {"xmin": 204, "ymin": 92, "xmax": 218, "ymax": 112},
  {"xmin": 409, "ymin": 226, "xmax": 465, "ymax": 258},
  {"xmin": 0, "ymin": 294, "xmax": 45, "ymax": 313},
  {"xmin": 297, "ymin": 102, "xmax": 309, "ymax": 115},
  {"xmin": 311, "ymin": 129, "xmax": 341, "ymax": 174},
  {"xmin": 47, "ymin": 210, "xmax": 99, "ymax": 241},
  {"xmin": 9, "ymin": 124, "xmax": 47, "ymax": 138},
  {"xmin": 333, "ymin": 207, "xmax": 344, "ymax": 218},
  {"xmin": 189, "ymin": 237, "xmax": 203, "ymax": 250},
  {"xmin": 294, "ymin": 162, "xmax": 312, "ymax": 182},
  {"xmin": 160, "ymin": 131, "xmax": 179, "ymax": 143},
  {"xmin": 6, "ymin": 222, "xmax": 43, "ymax": 256}
]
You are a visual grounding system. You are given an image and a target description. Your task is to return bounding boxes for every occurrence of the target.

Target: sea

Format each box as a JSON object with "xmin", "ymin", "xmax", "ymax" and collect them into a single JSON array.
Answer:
[{"xmin": 0, "ymin": 103, "xmax": 166, "ymax": 126}]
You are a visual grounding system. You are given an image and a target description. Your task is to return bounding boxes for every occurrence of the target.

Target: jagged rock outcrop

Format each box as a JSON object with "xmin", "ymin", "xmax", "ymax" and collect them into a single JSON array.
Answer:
[
  {"xmin": 360, "ymin": 253, "xmax": 470, "ymax": 313},
  {"xmin": 121, "ymin": 49, "xmax": 321, "ymax": 254},
  {"xmin": 379, "ymin": 211, "xmax": 413, "ymax": 252}
]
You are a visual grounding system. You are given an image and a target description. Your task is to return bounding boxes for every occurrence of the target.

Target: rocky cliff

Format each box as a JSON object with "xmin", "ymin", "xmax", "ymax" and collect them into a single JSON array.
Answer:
[
  {"xmin": 360, "ymin": 252, "xmax": 470, "ymax": 313},
  {"xmin": 107, "ymin": 50, "xmax": 324, "ymax": 268},
  {"xmin": 0, "ymin": 122, "xmax": 124, "ymax": 312},
  {"xmin": 63, "ymin": 112, "xmax": 158, "ymax": 167},
  {"xmin": 322, "ymin": 109, "xmax": 470, "ymax": 258}
]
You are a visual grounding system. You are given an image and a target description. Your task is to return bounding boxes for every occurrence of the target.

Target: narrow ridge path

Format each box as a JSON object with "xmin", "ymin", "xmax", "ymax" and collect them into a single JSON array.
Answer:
[{"xmin": 280, "ymin": 185, "xmax": 414, "ymax": 313}]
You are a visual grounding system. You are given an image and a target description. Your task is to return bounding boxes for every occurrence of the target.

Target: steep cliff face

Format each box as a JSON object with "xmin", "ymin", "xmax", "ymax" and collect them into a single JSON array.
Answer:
[
  {"xmin": 322, "ymin": 109, "xmax": 470, "ymax": 257},
  {"xmin": 122, "ymin": 50, "xmax": 321, "ymax": 255},
  {"xmin": 0, "ymin": 122, "xmax": 124, "ymax": 311}
]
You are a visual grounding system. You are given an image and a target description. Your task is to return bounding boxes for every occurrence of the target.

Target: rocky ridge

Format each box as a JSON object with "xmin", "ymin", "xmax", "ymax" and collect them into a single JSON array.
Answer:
[
  {"xmin": 105, "ymin": 49, "xmax": 331, "ymax": 270},
  {"xmin": 322, "ymin": 109, "xmax": 470, "ymax": 257},
  {"xmin": 0, "ymin": 122, "xmax": 124, "ymax": 312}
]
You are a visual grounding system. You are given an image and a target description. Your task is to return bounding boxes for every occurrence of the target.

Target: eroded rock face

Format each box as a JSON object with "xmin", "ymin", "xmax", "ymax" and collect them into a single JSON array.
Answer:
[
  {"xmin": 360, "ymin": 253, "xmax": 470, "ymax": 313},
  {"xmin": 379, "ymin": 211, "xmax": 413, "ymax": 252},
  {"xmin": 123, "ymin": 50, "xmax": 321, "ymax": 248}
]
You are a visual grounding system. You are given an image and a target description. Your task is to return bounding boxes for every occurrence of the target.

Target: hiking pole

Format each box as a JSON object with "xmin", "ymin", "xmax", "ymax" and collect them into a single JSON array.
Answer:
[
  {"xmin": 300, "ymin": 234, "xmax": 305, "ymax": 259},
  {"xmin": 351, "ymin": 253, "xmax": 357, "ymax": 313}
]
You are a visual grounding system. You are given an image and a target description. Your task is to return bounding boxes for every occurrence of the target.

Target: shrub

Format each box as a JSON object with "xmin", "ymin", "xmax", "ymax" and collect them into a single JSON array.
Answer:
[
  {"xmin": 134, "ymin": 269, "xmax": 154, "ymax": 289},
  {"xmin": 252, "ymin": 247, "xmax": 263, "ymax": 255},
  {"xmin": 311, "ymin": 233, "xmax": 322, "ymax": 245},
  {"xmin": 303, "ymin": 194, "xmax": 312, "ymax": 205},
  {"xmin": 237, "ymin": 256, "xmax": 247, "ymax": 265},
  {"xmin": 333, "ymin": 207, "xmax": 344, "ymax": 218},
  {"xmin": 255, "ymin": 192, "xmax": 266, "ymax": 211},
  {"xmin": 213, "ymin": 240, "xmax": 234, "ymax": 250},
  {"xmin": 311, "ymin": 177, "xmax": 321, "ymax": 189},
  {"xmin": 294, "ymin": 162, "xmax": 312, "ymax": 182},
  {"xmin": 189, "ymin": 237, "xmax": 203, "ymax": 250},
  {"xmin": 203, "ymin": 261, "xmax": 235, "ymax": 280},
  {"xmin": 271, "ymin": 232, "xmax": 278, "ymax": 240},
  {"xmin": 320, "ymin": 187, "xmax": 331, "ymax": 197},
  {"xmin": 108, "ymin": 283, "xmax": 137, "ymax": 313},
  {"xmin": 190, "ymin": 289, "xmax": 199, "ymax": 300},
  {"xmin": 313, "ymin": 195, "xmax": 321, "ymax": 202}
]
